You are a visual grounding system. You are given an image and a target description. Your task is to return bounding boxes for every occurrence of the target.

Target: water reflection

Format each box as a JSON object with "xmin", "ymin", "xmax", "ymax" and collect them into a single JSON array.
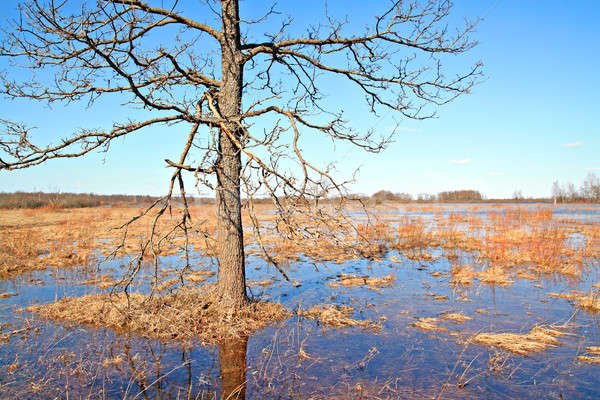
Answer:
[{"xmin": 219, "ymin": 337, "xmax": 248, "ymax": 400}]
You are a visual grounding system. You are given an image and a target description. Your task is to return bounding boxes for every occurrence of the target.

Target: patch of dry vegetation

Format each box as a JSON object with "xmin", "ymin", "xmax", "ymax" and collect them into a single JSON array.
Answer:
[
  {"xmin": 2, "ymin": 200, "xmax": 599, "ymax": 317},
  {"xmin": 0, "ymin": 229, "xmax": 45, "ymax": 277},
  {"xmin": 441, "ymin": 312, "xmax": 473, "ymax": 322},
  {"xmin": 449, "ymin": 264, "xmax": 476, "ymax": 285},
  {"xmin": 410, "ymin": 317, "xmax": 446, "ymax": 331},
  {"xmin": 546, "ymin": 291, "xmax": 600, "ymax": 313},
  {"xmin": 27, "ymin": 286, "xmax": 290, "ymax": 343},
  {"xmin": 328, "ymin": 273, "xmax": 395, "ymax": 288},
  {"xmin": 577, "ymin": 346, "xmax": 600, "ymax": 364},
  {"xmin": 300, "ymin": 304, "xmax": 380, "ymax": 330},
  {"xmin": 473, "ymin": 326, "xmax": 568, "ymax": 355},
  {"xmin": 477, "ymin": 267, "xmax": 514, "ymax": 286}
]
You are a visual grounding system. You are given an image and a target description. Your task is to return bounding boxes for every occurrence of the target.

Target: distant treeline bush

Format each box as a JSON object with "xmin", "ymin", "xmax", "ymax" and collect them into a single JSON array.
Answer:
[
  {"xmin": 369, "ymin": 189, "xmax": 483, "ymax": 203},
  {"xmin": 552, "ymin": 173, "xmax": 600, "ymax": 203},
  {"xmin": 437, "ymin": 190, "xmax": 483, "ymax": 202},
  {"xmin": 0, "ymin": 192, "xmax": 216, "ymax": 209}
]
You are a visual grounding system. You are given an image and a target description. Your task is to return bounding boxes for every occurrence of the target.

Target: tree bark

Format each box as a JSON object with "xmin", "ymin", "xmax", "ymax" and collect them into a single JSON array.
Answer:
[{"xmin": 215, "ymin": 0, "xmax": 249, "ymax": 308}]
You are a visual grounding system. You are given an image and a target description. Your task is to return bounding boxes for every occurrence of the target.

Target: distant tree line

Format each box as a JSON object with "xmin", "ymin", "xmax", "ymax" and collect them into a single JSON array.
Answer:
[
  {"xmin": 552, "ymin": 173, "xmax": 600, "ymax": 203},
  {"xmin": 437, "ymin": 190, "xmax": 483, "ymax": 202},
  {"xmin": 370, "ymin": 190, "xmax": 414, "ymax": 203},
  {"xmin": 5, "ymin": 174, "xmax": 599, "ymax": 209},
  {"xmin": 0, "ymin": 191, "xmax": 216, "ymax": 209},
  {"xmin": 369, "ymin": 189, "xmax": 484, "ymax": 204}
]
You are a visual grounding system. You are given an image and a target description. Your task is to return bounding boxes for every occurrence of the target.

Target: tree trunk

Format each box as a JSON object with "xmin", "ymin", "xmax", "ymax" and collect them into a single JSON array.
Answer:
[{"xmin": 215, "ymin": 0, "xmax": 248, "ymax": 308}]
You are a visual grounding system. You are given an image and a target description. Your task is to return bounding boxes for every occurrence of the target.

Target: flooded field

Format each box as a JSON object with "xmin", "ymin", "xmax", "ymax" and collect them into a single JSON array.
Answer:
[{"xmin": 1, "ymin": 203, "xmax": 600, "ymax": 399}]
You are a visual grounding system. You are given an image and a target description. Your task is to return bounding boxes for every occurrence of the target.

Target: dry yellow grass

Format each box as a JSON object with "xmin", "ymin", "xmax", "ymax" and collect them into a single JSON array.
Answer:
[
  {"xmin": 300, "ymin": 304, "xmax": 380, "ymax": 330},
  {"xmin": 577, "ymin": 346, "xmax": 600, "ymax": 364},
  {"xmin": 546, "ymin": 292, "xmax": 600, "ymax": 313},
  {"xmin": 575, "ymin": 294, "xmax": 600, "ymax": 312},
  {"xmin": 27, "ymin": 286, "xmax": 290, "ymax": 343},
  {"xmin": 477, "ymin": 267, "xmax": 514, "ymax": 286},
  {"xmin": 184, "ymin": 270, "xmax": 216, "ymax": 283},
  {"xmin": 515, "ymin": 269, "xmax": 538, "ymax": 280},
  {"xmin": 410, "ymin": 317, "xmax": 446, "ymax": 331},
  {"xmin": 473, "ymin": 326, "xmax": 567, "ymax": 354},
  {"xmin": 450, "ymin": 264, "xmax": 476, "ymax": 285},
  {"xmin": 247, "ymin": 279, "xmax": 274, "ymax": 286},
  {"xmin": 2, "ymin": 202, "xmax": 598, "ymax": 290},
  {"xmin": 441, "ymin": 312, "xmax": 473, "ymax": 322},
  {"xmin": 329, "ymin": 273, "xmax": 395, "ymax": 288}
]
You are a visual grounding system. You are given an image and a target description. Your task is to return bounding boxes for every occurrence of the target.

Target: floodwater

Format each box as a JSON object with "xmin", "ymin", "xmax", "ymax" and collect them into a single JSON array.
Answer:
[{"xmin": 1, "ymin": 204, "xmax": 600, "ymax": 399}]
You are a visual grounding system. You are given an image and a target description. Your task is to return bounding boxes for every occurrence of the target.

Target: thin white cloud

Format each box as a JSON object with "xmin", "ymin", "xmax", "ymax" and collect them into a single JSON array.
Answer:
[
  {"xmin": 451, "ymin": 158, "xmax": 472, "ymax": 165},
  {"xmin": 562, "ymin": 141, "xmax": 583, "ymax": 147},
  {"xmin": 585, "ymin": 167, "xmax": 600, "ymax": 171}
]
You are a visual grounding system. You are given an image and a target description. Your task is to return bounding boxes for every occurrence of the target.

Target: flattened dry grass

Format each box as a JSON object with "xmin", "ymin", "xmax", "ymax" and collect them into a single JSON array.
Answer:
[
  {"xmin": 441, "ymin": 312, "xmax": 473, "ymax": 322},
  {"xmin": 473, "ymin": 326, "xmax": 567, "ymax": 355},
  {"xmin": 300, "ymin": 304, "xmax": 380, "ymax": 330},
  {"xmin": 546, "ymin": 291, "xmax": 600, "ymax": 313},
  {"xmin": 578, "ymin": 346, "xmax": 600, "ymax": 364},
  {"xmin": 27, "ymin": 286, "xmax": 290, "ymax": 343},
  {"xmin": 328, "ymin": 273, "xmax": 395, "ymax": 288},
  {"xmin": 410, "ymin": 317, "xmax": 446, "ymax": 331}
]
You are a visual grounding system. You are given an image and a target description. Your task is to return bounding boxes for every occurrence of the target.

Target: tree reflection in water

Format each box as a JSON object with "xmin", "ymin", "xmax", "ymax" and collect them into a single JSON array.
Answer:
[
  {"xmin": 115, "ymin": 335, "xmax": 248, "ymax": 400},
  {"xmin": 219, "ymin": 336, "xmax": 248, "ymax": 400}
]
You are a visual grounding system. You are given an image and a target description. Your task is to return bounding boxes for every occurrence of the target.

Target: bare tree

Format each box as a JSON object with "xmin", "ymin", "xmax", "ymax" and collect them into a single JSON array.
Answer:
[
  {"xmin": 552, "ymin": 180, "xmax": 563, "ymax": 204},
  {"xmin": 0, "ymin": 0, "xmax": 480, "ymax": 309},
  {"xmin": 582, "ymin": 173, "xmax": 600, "ymax": 203}
]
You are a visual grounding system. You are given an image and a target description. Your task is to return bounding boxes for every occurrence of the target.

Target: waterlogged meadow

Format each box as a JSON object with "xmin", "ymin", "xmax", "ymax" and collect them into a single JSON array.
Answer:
[{"xmin": 1, "ymin": 203, "xmax": 600, "ymax": 399}]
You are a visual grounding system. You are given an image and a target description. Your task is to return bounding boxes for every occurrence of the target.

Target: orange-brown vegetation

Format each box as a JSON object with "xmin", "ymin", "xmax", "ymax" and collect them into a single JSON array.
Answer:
[
  {"xmin": 545, "ymin": 291, "xmax": 600, "ymax": 313},
  {"xmin": 473, "ymin": 326, "xmax": 569, "ymax": 355},
  {"xmin": 2, "ymin": 203, "xmax": 599, "ymax": 293},
  {"xmin": 300, "ymin": 304, "xmax": 380, "ymax": 329},
  {"xmin": 27, "ymin": 286, "xmax": 290, "ymax": 343},
  {"xmin": 578, "ymin": 346, "xmax": 600, "ymax": 364}
]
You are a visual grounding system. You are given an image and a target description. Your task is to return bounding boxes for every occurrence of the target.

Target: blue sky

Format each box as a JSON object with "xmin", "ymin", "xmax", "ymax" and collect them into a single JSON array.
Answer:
[{"xmin": 1, "ymin": 1, "xmax": 598, "ymax": 198}]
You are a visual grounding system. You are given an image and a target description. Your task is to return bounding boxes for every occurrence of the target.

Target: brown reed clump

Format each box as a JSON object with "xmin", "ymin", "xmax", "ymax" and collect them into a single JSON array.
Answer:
[
  {"xmin": 328, "ymin": 273, "xmax": 395, "ymax": 288},
  {"xmin": 410, "ymin": 317, "xmax": 446, "ymax": 331},
  {"xmin": 473, "ymin": 326, "xmax": 567, "ymax": 355},
  {"xmin": 477, "ymin": 267, "xmax": 514, "ymax": 286},
  {"xmin": 27, "ymin": 286, "xmax": 290, "ymax": 343},
  {"xmin": 546, "ymin": 291, "xmax": 600, "ymax": 313},
  {"xmin": 577, "ymin": 346, "xmax": 600, "ymax": 364},
  {"xmin": 441, "ymin": 312, "xmax": 473, "ymax": 322},
  {"xmin": 300, "ymin": 304, "xmax": 380, "ymax": 330},
  {"xmin": 450, "ymin": 264, "xmax": 477, "ymax": 286}
]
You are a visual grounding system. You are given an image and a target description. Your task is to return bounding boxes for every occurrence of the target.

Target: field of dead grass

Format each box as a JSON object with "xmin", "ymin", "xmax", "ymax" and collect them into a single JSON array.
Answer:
[{"xmin": 2, "ymin": 202, "xmax": 600, "ymax": 346}]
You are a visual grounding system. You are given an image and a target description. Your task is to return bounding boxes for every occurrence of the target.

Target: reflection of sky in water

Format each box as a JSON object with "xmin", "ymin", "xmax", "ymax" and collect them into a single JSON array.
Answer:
[{"xmin": 1, "ymin": 204, "xmax": 600, "ymax": 399}]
